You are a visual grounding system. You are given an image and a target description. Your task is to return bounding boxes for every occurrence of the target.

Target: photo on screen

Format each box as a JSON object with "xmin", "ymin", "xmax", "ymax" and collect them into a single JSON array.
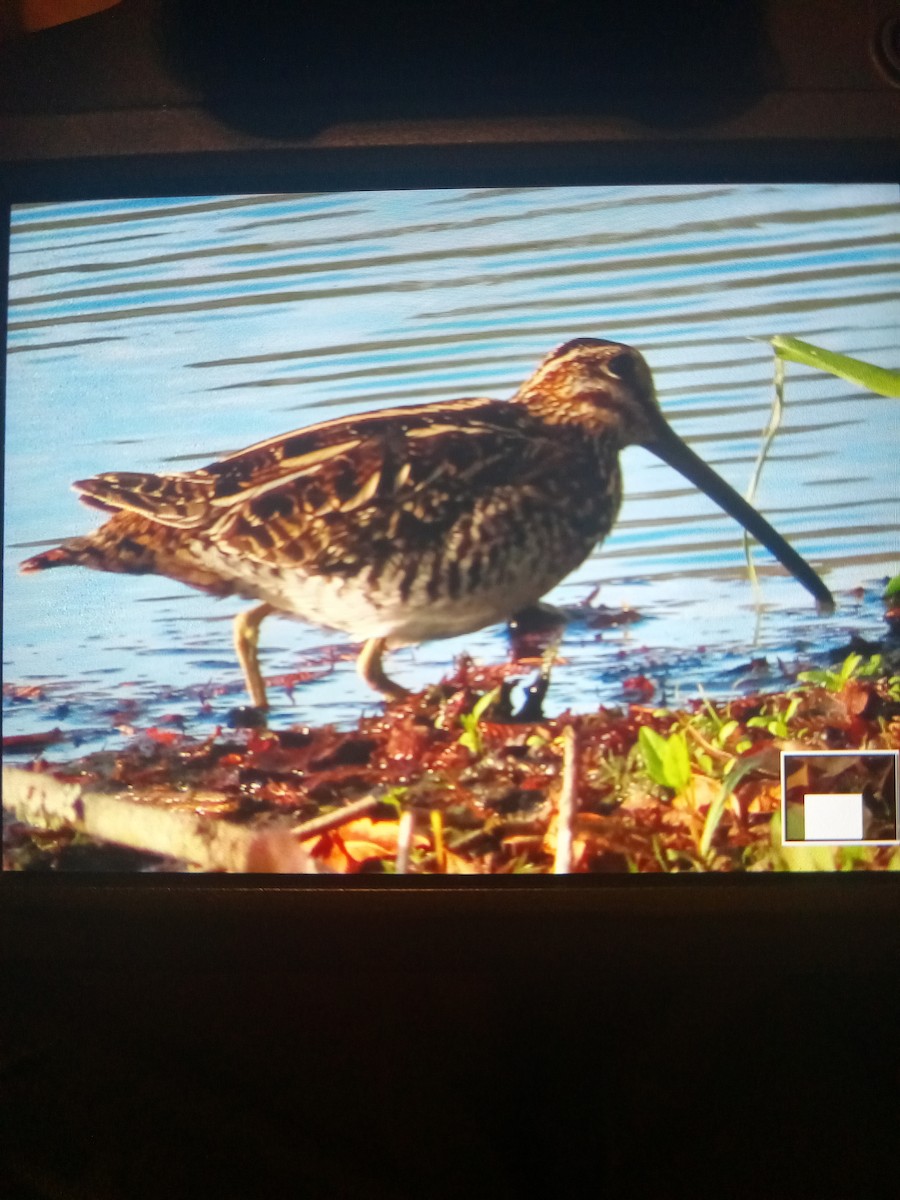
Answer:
[{"xmin": 3, "ymin": 183, "xmax": 899, "ymax": 874}]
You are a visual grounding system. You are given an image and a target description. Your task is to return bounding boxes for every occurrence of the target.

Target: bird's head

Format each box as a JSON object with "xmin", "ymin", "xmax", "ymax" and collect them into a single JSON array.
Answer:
[
  {"xmin": 515, "ymin": 337, "xmax": 834, "ymax": 614},
  {"xmin": 513, "ymin": 337, "xmax": 665, "ymax": 448}
]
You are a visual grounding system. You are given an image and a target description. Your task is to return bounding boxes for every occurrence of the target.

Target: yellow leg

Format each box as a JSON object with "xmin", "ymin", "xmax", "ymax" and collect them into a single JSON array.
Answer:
[
  {"xmin": 233, "ymin": 603, "xmax": 276, "ymax": 709},
  {"xmin": 357, "ymin": 637, "xmax": 409, "ymax": 701}
]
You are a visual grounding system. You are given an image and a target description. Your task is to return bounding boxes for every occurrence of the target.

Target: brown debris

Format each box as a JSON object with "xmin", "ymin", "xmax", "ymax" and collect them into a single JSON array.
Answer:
[{"xmin": 3, "ymin": 656, "xmax": 899, "ymax": 874}]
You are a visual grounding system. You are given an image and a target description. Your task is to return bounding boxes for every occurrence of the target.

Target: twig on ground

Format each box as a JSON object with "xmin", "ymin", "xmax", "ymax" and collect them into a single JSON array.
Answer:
[
  {"xmin": 684, "ymin": 722, "xmax": 733, "ymax": 764},
  {"xmin": 1, "ymin": 765, "xmax": 324, "ymax": 873},
  {"xmin": 292, "ymin": 795, "xmax": 383, "ymax": 841},
  {"xmin": 395, "ymin": 808, "xmax": 416, "ymax": 875},
  {"xmin": 554, "ymin": 724, "xmax": 579, "ymax": 874}
]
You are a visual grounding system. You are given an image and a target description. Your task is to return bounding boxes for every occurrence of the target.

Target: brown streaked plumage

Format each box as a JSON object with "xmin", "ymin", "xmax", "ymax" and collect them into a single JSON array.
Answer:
[{"xmin": 20, "ymin": 338, "xmax": 834, "ymax": 707}]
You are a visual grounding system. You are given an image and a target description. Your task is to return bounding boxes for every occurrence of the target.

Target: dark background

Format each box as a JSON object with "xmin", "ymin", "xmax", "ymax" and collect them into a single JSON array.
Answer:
[{"xmin": 2, "ymin": 2, "xmax": 900, "ymax": 1196}]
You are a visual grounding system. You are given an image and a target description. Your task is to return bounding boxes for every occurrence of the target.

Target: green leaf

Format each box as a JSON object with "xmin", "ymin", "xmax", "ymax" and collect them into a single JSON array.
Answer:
[
  {"xmin": 798, "ymin": 652, "xmax": 868, "ymax": 692},
  {"xmin": 379, "ymin": 786, "xmax": 408, "ymax": 815},
  {"xmin": 664, "ymin": 734, "xmax": 692, "ymax": 792},
  {"xmin": 458, "ymin": 717, "xmax": 480, "ymax": 755},
  {"xmin": 638, "ymin": 726, "xmax": 667, "ymax": 786},
  {"xmin": 699, "ymin": 751, "xmax": 768, "ymax": 859},
  {"xmin": 770, "ymin": 336, "xmax": 900, "ymax": 398},
  {"xmin": 717, "ymin": 719, "xmax": 739, "ymax": 745},
  {"xmin": 779, "ymin": 842, "xmax": 841, "ymax": 873},
  {"xmin": 768, "ymin": 809, "xmax": 840, "ymax": 873},
  {"xmin": 885, "ymin": 575, "xmax": 900, "ymax": 598},
  {"xmin": 471, "ymin": 688, "xmax": 500, "ymax": 724},
  {"xmin": 458, "ymin": 687, "xmax": 500, "ymax": 755},
  {"xmin": 638, "ymin": 727, "xmax": 691, "ymax": 792}
]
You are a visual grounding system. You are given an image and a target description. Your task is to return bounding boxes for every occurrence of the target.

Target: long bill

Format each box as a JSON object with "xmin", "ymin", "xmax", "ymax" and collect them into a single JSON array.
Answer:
[{"xmin": 647, "ymin": 422, "xmax": 835, "ymax": 614}]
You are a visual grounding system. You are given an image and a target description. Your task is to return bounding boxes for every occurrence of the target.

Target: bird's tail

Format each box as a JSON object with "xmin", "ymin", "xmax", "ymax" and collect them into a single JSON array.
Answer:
[
  {"xmin": 20, "ymin": 540, "xmax": 96, "ymax": 573},
  {"xmin": 20, "ymin": 513, "xmax": 234, "ymax": 596},
  {"xmin": 19, "ymin": 468, "xmax": 213, "ymax": 578},
  {"xmin": 20, "ymin": 522, "xmax": 161, "ymax": 577}
]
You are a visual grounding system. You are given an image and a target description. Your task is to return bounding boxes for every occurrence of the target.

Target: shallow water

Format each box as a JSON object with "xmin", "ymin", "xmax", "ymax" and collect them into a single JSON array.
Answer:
[{"xmin": 3, "ymin": 184, "xmax": 900, "ymax": 754}]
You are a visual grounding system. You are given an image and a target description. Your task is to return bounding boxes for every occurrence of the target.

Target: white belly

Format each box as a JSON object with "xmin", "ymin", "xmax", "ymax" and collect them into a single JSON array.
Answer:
[{"xmin": 191, "ymin": 536, "xmax": 590, "ymax": 646}]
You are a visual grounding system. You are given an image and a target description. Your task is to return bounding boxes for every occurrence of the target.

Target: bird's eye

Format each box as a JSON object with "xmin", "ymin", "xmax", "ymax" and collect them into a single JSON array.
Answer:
[{"xmin": 606, "ymin": 352, "xmax": 637, "ymax": 382}]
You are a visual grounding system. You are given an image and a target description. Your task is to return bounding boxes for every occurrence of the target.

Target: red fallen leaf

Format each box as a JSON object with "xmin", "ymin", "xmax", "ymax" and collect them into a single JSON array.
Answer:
[
  {"xmin": 243, "ymin": 729, "xmax": 280, "ymax": 755},
  {"xmin": 3, "ymin": 683, "xmax": 45, "ymax": 702},
  {"xmin": 142, "ymin": 727, "xmax": 184, "ymax": 745},
  {"xmin": 841, "ymin": 680, "xmax": 880, "ymax": 720},
  {"xmin": 383, "ymin": 715, "xmax": 434, "ymax": 764},
  {"xmin": 251, "ymin": 778, "xmax": 309, "ymax": 808},
  {"xmin": 2, "ymin": 728, "xmax": 64, "ymax": 752},
  {"xmin": 476, "ymin": 720, "xmax": 536, "ymax": 746},
  {"xmin": 440, "ymin": 657, "xmax": 528, "ymax": 694},
  {"xmin": 432, "ymin": 689, "xmax": 474, "ymax": 732},
  {"xmin": 428, "ymin": 742, "xmax": 473, "ymax": 773},
  {"xmin": 622, "ymin": 675, "xmax": 655, "ymax": 700},
  {"xmin": 517, "ymin": 773, "xmax": 552, "ymax": 792}
]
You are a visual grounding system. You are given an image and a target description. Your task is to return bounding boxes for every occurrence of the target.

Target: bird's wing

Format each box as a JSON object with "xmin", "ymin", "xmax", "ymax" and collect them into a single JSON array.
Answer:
[
  {"xmin": 204, "ymin": 399, "xmax": 576, "ymax": 573},
  {"xmin": 70, "ymin": 399, "xmax": 537, "ymax": 528}
]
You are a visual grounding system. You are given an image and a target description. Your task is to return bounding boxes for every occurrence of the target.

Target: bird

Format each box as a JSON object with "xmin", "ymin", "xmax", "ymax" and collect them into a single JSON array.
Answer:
[{"xmin": 20, "ymin": 337, "xmax": 834, "ymax": 709}]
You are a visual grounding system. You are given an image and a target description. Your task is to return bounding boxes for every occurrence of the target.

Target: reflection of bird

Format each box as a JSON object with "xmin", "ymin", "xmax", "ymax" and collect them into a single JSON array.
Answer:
[{"xmin": 21, "ymin": 338, "xmax": 834, "ymax": 708}]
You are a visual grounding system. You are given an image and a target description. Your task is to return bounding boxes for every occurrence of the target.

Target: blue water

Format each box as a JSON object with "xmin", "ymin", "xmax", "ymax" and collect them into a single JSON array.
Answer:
[{"xmin": 4, "ymin": 183, "xmax": 900, "ymax": 754}]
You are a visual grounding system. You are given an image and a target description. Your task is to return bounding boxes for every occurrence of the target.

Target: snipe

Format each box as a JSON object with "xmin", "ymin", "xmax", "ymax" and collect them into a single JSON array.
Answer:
[{"xmin": 21, "ymin": 338, "xmax": 834, "ymax": 707}]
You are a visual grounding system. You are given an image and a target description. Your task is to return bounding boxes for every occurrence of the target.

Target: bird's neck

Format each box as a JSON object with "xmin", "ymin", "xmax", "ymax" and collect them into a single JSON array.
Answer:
[{"xmin": 512, "ymin": 386, "xmax": 628, "ymax": 445}]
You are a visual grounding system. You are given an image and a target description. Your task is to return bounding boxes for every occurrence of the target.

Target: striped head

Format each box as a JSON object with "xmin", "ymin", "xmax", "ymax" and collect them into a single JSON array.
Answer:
[{"xmin": 512, "ymin": 337, "xmax": 665, "ymax": 448}]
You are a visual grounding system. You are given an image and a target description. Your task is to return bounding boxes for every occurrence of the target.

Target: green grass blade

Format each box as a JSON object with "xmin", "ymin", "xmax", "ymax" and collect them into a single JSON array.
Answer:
[
  {"xmin": 770, "ymin": 336, "xmax": 900, "ymax": 398},
  {"xmin": 699, "ymin": 753, "xmax": 763, "ymax": 859},
  {"xmin": 743, "ymin": 352, "xmax": 785, "ymax": 605}
]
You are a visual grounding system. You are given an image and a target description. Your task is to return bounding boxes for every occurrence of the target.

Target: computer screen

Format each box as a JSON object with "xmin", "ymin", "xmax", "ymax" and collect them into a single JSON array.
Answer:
[{"xmin": 3, "ymin": 182, "xmax": 898, "ymax": 873}]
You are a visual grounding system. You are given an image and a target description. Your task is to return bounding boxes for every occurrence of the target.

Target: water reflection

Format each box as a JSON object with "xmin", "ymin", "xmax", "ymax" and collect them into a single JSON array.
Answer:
[{"xmin": 4, "ymin": 183, "xmax": 899, "ymax": 752}]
